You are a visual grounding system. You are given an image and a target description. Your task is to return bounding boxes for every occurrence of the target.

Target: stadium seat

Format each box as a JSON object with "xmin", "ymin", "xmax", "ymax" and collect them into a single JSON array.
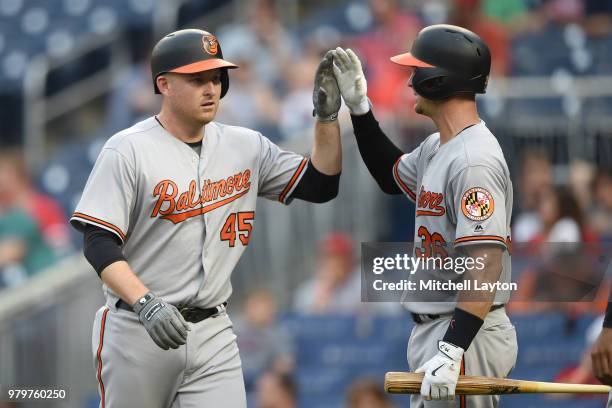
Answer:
[
  {"xmin": 103, "ymin": 0, "xmax": 155, "ymax": 26},
  {"xmin": 371, "ymin": 315, "xmax": 413, "ymax": 342},
  {"xmin": 505, "ymin": 97, "xmax": 566, "ymax": 119},
  {"xmin": 583, "ymin": 97, "xmax": 612, "ymax": 118},
  {"xmin": 283, "ymin": 315, "xmax": 358, "ymax": 341},
  {"xmin": 45, "ymin": 28, "xmax": 76, "ymax": 58},
  {"xmin": 508, "ymin": 393, "xmax": 607, "ymax": 408},
  {"xmin": 298, "ymin": 2, "xmax": 363, "ymax": 37},
  {"xmin": 288, "ymin": 314, "xmax": 600, "ymax": 408},
  {"xmin": 296, "ymin": 366, "xmax": 353, "ymax": 395},
  {"xmin": 298, "ymin": 395, "xmax": 346, "ymax": 408},
  {"xmin": 0, "ymin": 0, "xmax": 24, "ymax": 17},
  {"xmin": 59, "ymin": 0, "xmax": 91, "ymax": 18},
  {"xmin": 87, "ymin": 6, "xmax": 119, "ymax": 36},
  {"xmin": 510, "ymin": 26, "xmax": 589, "ymax": 76},
  {"xmin": 590, "ymin": 35, "xmax": 612, "ymax": 74}
]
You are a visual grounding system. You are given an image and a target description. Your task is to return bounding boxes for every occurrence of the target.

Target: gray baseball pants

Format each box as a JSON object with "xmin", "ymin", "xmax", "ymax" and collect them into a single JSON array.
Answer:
[
  {"xmin": 92, "ymin": 305, "xmax": 246, "ymax": 408},
  {"xmin": 407, "ymin": 307, "xmax": 518, "ymax": 408}
]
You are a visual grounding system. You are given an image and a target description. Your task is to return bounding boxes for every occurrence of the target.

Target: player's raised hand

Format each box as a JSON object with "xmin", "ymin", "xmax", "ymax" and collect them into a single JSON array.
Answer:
[
  {"xmin": 331, "ymin": 47, "xmax": 369, "ymax": 115},
  {"xmin": 415, "ymin": 341, "xmax": 464, "ymax": 400},
  {"xmin": 132, "ymin": 292, "xmax": 191, "ymax": 350},
  {"xmin": 313, "ymin": 50, "xmax": 341, "ymax": 123}
]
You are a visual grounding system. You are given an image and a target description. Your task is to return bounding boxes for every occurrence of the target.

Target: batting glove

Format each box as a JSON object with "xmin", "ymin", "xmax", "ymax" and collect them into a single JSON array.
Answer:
[
  {"xmin": 415, "ymin": 341, "xmax": 464, "ymax": 401},
  {"xmin": 132, "ymin": 292, "xmax": 190, "ymax": 351},
  {"xmin": 331, "ymin": 47, "xmax": 370, "ymax": 115},
  {"xmin": 312, "ymin": 50, "xmax": 341, "ymax": 123}
]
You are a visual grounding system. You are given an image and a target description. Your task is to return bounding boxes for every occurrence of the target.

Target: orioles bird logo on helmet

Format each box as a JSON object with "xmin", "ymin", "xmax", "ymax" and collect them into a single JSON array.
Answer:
[{"xmin": 202, "ymin": 35, "xmax": 218, "ymax": 55}]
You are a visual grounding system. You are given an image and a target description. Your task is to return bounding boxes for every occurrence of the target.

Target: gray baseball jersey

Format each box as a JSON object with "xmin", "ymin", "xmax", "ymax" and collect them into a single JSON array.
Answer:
[
  {"xmin": 71, "ymin": 116, "xmax": 308, "ymax": 309},
  {"xmin": 72, "ymin": 117, "xmax": 310, "ymax": 408},
  {"xmin": 393, "ymin": 121, "xmax": 513, "ymax": 314}
]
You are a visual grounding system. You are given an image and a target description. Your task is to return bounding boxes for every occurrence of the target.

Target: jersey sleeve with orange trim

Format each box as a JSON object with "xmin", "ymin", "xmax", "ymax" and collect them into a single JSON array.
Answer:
[
  {"xmin": 70, "ymin": 148, "xmax": 135, "ymax": 243},
  {"xmin": 450, "ymin": 165, "xmax": 508, "ymax": 249},
  {"xmin": 393, "ymin": 145, "xmax": 421, "ymax": 202},
  {"xmin": 256, "ymin": 134, "xmax": 308, "ymax": 205}
]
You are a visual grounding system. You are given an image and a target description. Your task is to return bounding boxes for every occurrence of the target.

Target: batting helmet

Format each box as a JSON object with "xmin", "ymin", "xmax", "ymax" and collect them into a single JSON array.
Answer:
[
  {"xmin": 390, "ymin": 24, "xmax": 490, "ymax": 100},
  {"xmin": 151, "ymin": 29, "xmax": 238, "ymax": 98}
]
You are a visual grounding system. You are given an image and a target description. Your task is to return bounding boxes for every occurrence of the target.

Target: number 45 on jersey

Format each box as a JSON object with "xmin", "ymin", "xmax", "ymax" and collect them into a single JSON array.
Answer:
[{"xmin": 221, "ymin": 212, "xmax": 254, "ymax": 247}]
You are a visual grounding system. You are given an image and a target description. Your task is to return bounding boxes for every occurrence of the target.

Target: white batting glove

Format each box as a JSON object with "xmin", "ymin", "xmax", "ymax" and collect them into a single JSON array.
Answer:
[
  {"xmin": 331, "ymin": 47, "xmax": 370, "ymax": 115},
  {"xmin": 415, "ymin": 341, "xmax": 464, "ymax": 401}
]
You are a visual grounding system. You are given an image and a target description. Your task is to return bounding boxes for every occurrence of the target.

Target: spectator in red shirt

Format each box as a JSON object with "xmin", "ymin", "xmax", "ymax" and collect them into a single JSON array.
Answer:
[
  {"xmin": 0, "ymin": 149, "xmax": 71, "ymax": 256},
  {"xmin": 351, "ymin": 0, "xmax": 422, "ymax": 117},
  {"xmin": 449, "ymin": 0, "xmax": 511, "ymax": 76},
  {"xmin": 293, "ymin": 232, "xmax": 360, "ymax": 314}
]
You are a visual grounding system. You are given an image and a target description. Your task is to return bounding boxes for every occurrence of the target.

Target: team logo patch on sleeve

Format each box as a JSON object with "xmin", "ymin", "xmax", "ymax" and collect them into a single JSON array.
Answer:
[{"xmin": 461, "ymin": 187, "xmax": 494, "ymax": 221}]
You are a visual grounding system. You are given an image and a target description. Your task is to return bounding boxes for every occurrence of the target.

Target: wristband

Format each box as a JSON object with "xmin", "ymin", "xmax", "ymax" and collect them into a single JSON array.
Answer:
[
  {"xmin": 442, "ymin": 308, "xmax": 484, "ymax": 351},
  {"xmin": 314, "ymin": 109, "xmax": 338, "ymax": 123},
  {"xmin": 438, "ymin": 340, "xmax": 464, "ymax": 361},
  {"xmin": 348, "ymin": 98, "xmax": 371, "ymax": 116},
  {"xmin": 132, "ymin": 292, "xmax": 155, "ymax": 313}
]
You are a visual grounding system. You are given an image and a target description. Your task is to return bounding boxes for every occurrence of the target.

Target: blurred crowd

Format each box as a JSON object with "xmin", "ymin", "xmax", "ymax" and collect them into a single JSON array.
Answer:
[
  {"xmin": 93, "ymin": 0, "xmax": 612, "ymax": 139},
  {"xmin": 234, "ymin": 231, "xmax": 402, "ymax": 407},
  {"xmin": 2, "ymin": 0, "xmax": 610, "ymax": 296},
  {"xmin": 0, "ymin": 149, "xmax": 71, "ymax": 289},
  {"xmin": 509, "ymin": 149, "xmax": 611, "ymax": 314},
  {"xmin": 514, "ymin": 149, "xmax": 611, "ymax": 243}
]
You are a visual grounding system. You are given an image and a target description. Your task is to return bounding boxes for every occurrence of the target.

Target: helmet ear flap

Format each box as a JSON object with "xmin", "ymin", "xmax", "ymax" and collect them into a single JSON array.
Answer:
[
  {"xmin": 412, "ymin": 67, "xmax": 451, "ymax": 100},
  {"xmin": 413, "ymin": 67, "xmax": 481, "ymax": 100},
  {"xmin": 422, "ymin": 77, "xmax": 444, "ymax": 90},
  {"xmin": 220, "ymin": 68, "xmax": 229, "ymax": 98}
]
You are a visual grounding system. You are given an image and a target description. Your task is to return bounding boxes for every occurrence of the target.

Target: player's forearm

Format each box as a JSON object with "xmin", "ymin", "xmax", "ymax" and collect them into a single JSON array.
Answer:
[
  {"xmin": 604, "ymin": 301, "xmax": 612, "ymax": 328},
  {"xmin": 350, "ymin": 111, "xmax": 403, "ymax": 194},
  {"xmin": 456, "ymin": 245, "xmax": 504, "ymax": 318},
  {"xmin": 591, "ymin": 327, "xmax": 612, "ymax": 385},
  {"xmin": 443, "ymin": 245, "xmax": 504, "ymax": 351},
  {"xmin": 83, "ymin": 227, "xmax": 149, "ymax": 305},
  {"xmin": 100, "ymin": 260, "xmax": 150, "ymax": 305},
  {"xmin": 311, "ymin": 120, "xmax": 341, "ymax": 175}
]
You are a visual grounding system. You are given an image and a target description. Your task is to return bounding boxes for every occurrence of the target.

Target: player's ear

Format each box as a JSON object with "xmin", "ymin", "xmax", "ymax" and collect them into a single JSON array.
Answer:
[{"xmin": 156, "ymin": 75, "xmax": 170, "ymax": 95}]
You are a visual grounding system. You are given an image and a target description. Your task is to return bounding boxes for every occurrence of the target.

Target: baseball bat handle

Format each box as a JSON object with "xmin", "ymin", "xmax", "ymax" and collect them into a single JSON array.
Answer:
[{"xmin": 385, "ymin": 372, "xmax": 612, "ymax": 395}]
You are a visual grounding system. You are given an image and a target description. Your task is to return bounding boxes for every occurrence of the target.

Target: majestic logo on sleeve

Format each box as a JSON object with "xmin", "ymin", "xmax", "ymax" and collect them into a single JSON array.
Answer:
[
  {"xmin": 416, "ymin": 187, "xmax": 446, "ymax": 217},
  {"xmin": 461, "ymin": 187, "xmax": 494, "ymax": 221},
  {"xmin": 151, "ymin": 169, "xmax": 251, "ymax": 224}
]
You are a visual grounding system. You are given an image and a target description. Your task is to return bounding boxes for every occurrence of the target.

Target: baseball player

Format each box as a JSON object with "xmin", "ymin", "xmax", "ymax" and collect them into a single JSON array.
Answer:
[
  {"xmin": 331, "ymin": 25, "xmax": 517, "ymax": 407},
  {"xmin": 70, "ymin": 29, "xmax": 342, "ymax": 408}
]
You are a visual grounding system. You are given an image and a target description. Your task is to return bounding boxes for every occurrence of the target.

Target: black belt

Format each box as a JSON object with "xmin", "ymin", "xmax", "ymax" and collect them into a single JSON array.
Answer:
[
  {"xmin": 116, "ymin": 300, "xmax": 228, "ymax": 324},
  {"xmin": 411, "ymin": 304, "xmax": 505, "ymax": 324}
]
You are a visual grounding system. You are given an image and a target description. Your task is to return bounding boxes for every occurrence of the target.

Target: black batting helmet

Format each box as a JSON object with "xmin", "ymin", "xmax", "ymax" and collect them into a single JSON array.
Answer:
[
  {"xmin": 390, "ymin": 24, "xmax": 490, "ymax": 100},
  {"xmin": 151, "ymin": 29, "xmax": 238, "ymax": 98}
]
